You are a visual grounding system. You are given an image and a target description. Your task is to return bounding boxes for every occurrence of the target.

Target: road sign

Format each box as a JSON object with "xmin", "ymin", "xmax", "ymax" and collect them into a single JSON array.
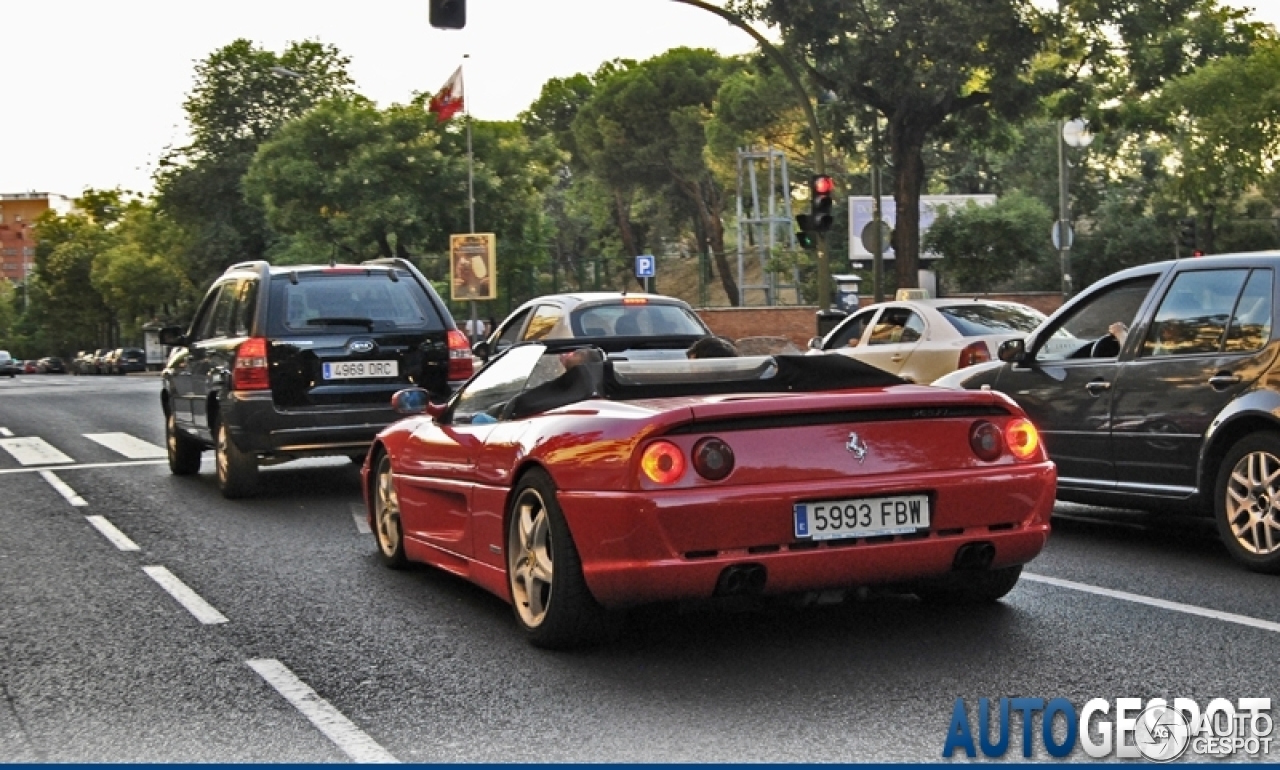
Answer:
[
  {"xmin": 635, "ymin": 254, "xmax": 655, "ymax": 278},
  {"xmin": 1051, "ymin": 220, "xmax": 1074, "ymax": 250}
]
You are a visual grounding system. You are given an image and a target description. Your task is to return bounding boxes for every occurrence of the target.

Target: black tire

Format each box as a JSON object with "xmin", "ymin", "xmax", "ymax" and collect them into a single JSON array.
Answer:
[
  {"xmin": 215, "ymin": 421, "xmax": 259, "ymax": 499},
  {"xmin": 1215, "ymin": 432, "xmax": 1280, "ymax": 573},
  {"xmin": 914, "ymin": 565, "xmax": 1023, "ymax": 604},
  {"xmin": 166, "ymin": 411, "xmax": 202, "ymax": 476},
  {"xmin": 372, "ymin": 453, "xmax": 407, "ymax": 569},
  {"xmin": 506, "ymin": 468, "xmax": 614, "ymax": 649}
]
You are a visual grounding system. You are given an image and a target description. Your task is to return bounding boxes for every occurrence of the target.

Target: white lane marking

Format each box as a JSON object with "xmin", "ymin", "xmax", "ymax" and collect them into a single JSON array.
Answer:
[
  {"xmin": 85, "ymin": 515, "xmax": 140, "ymax": 551},
  {"xmin": 1024, "ymin": 572, "xmax": 1280, "ymax": 634},
  {"xmin": 0, "ymin": 459, "xmax": 168, "ymax": 476},
  {"xmin": 83, "ymin": 432, "xmax": 167, "ymax": 459},
  {"xmin": 141, "ymin": 565, "xmax": 228, "ymax": 625},
  {"xmin": 39, "ymin": 471, "xmax": 87, "ymax": 506},
  {"xmin": 0, "ymin": 427, "xmax": 12, "ymax": 437},
  {"xmin": 350, "ymin": 503, "xmax": 371, "ymax": 534},
  {"xmin": 246, "ymin": 659, "xmax": 399, "ymax": 764},
  {"xmin": 0, "ymin": 437, "xmax": 72, "ymax": 465}
]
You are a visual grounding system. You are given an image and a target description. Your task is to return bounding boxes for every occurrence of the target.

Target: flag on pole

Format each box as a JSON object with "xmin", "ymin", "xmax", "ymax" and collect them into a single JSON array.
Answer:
[{"xmin": 428, "ymin": 66, "xmax": 464, "ymax": 123}]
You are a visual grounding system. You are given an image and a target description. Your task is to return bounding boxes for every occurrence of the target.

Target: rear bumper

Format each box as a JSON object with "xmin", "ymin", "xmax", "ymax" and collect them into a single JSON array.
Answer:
[
  {"xmin": 557, "ymin": 462, "xmax": 1056, "ymax": 607},
  {"xmin": 224, "ymin": 391, "xmax": 399, "ymax": 456}
]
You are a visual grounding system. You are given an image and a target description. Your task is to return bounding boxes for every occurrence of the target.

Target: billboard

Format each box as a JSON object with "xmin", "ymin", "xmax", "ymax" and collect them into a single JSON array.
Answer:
[
  {"xmin": 450, "ymin": 232, "xmax": 497, "ymax": 301},
  {"xmin": 848, "ymin": 195, "xmax": 996, "ymax": 260}
]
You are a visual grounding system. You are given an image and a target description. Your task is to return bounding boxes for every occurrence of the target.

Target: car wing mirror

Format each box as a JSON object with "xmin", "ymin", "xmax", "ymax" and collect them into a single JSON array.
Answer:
[
  {"xmin": 807, "ymin": 336, "xmax": 823, "ymax": 350},
  {"xmin": 391, "ymin": 387, "xmax": 433, "ymax": 415},
  {"xmin": 997, "ymin": 338, "xmax": 1026, "ymax": 363},
  {"xmin": 472, "ymin": 340, "xmax": 491, "ymax": 359}
]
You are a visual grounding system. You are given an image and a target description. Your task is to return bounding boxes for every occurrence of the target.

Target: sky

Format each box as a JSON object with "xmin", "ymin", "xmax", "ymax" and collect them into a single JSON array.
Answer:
[
  {"xmin": 5, "ymin": 0, "xmax": 760, "ymax": 198},
  {"xmin": 6, "ymin": 0, "xmax": 1280, "ymax": 200}
]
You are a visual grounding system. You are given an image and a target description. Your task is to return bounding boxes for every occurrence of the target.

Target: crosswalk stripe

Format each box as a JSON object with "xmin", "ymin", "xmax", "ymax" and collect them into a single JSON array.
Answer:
[
  {"xmin": 0, "ymin": 437, "xmax": 73, "ymax": 465},
  {"xmin": 0, "ymin": 427, "xmax": 13, "ymax": 437},
  {"xmin": 83, "ymin": 432, "xmax": 167, "ymax": 459}
]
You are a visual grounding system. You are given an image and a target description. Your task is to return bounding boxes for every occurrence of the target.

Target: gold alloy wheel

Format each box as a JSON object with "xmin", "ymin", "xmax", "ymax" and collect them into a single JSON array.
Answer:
[
  {"xmin": 375, "ymin": 456, "xmax": 401, "ymax": 559},
  {"xmin": 508, "ymin": 487, "xmax": 554, "ymax": 628},
  {"xmin": 1224, "ymin": 449, "xmax": 1280, "ymax": 556}
]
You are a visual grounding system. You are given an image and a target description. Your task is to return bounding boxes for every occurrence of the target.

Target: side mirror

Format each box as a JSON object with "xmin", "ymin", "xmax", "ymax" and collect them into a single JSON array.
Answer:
[
  {"xmin": 997, "ymin": 338, "xmax": 1026, "ymax": 363},
  {"xmin": 807, "ymin": 336, "xmax": 823, "ymax": 350},
  {"xmin": 391, "ymin": 387, "xmax": 432, "ymax": 415},
  {"xmin": 158, "ymin": 325, "xmax": 187, "ymax": 347},
  {"xmin": 472, "ymin": 340, "xmax": 491, "ymax": 359}
]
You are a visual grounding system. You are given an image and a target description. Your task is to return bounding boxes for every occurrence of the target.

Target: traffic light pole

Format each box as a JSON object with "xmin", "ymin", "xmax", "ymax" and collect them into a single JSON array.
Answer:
[{"xmin": 668, "ymin": 0, "xmax": 832, "ymax": 309}]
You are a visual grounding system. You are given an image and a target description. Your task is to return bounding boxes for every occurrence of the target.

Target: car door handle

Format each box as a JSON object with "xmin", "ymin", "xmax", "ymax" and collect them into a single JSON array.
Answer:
[
  {"xmin": 1085, "ymin": 379, "xmax": 1111, "ymax": 396},
  {"xmin": 1208, "ymin": 374, "xmax": 1242, "ymax": 390}
]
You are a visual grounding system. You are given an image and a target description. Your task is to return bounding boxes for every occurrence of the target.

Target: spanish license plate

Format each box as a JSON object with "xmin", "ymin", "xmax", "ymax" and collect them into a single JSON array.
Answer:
[
  {"xmin": 322, "ymin": 360, "xmax": 398, "ymax": 380},
  {"xmin": 794, "ymin": 494, "xmax": 930, "ymax": 540}
]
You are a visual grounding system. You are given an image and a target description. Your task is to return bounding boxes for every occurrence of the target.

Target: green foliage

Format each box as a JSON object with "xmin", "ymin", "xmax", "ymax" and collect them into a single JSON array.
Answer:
[
  {"xmin": 154, "ymin": 39, "xmax": 355, "ymax": 290},
  {"xmin": 924, "ymin": 191, "xmax": 1055, "ymax": 293}
]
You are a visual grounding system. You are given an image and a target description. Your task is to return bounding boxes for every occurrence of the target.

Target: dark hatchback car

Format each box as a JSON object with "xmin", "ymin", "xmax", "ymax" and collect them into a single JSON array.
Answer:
[
  {"xmin": 111, "ymin": 348, "xmax": 147, "ymax": 374},
  {"xmin": 160, "ymin": 258, "xmax": 472, "ymax": 499},
  {"xmin": 935, "ymin": 251, "xmax": 1280, "ymax": 572}
]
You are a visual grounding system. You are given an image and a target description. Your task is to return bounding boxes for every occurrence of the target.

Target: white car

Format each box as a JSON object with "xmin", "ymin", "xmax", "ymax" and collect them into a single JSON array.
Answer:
[
  {"xmin": 474, "ymin": 291, "xmax": 713, "ymax": 361},
  {"xmin": 808, "ymin": 298, "xmax": 1047, "ymax": 383}
]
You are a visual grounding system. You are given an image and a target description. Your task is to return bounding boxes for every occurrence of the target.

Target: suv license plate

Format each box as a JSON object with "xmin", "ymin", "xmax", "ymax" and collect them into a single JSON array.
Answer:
[
  {"xmin": 794, "ymin": 494, "xmax": 930, "ymax": 540},
  {"xmin": 323, "ymin": 361, "xmax": 399, "ymax": 380}
]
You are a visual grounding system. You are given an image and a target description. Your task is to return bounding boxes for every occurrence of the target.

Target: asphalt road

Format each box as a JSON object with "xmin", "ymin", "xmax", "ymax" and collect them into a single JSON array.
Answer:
[{"xmin": 1, "ymin": 373, "xmax": 1276, "ymax": 762}]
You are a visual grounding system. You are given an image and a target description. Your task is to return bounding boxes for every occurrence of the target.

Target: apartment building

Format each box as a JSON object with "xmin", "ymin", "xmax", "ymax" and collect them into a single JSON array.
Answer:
[{"xmin": 0, "ymin": 192, "xmax": 75, "ymax": 284}]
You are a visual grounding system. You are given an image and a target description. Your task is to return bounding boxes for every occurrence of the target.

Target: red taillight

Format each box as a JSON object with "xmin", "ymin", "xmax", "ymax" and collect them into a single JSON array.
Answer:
[
  {"xmin": 232, "ymin": 337, "xmax": 270, "ymax": 391},
  {"xmin": 969, "ymin": 421, "xmax": 1003, "ymax": 461},
  {"xmin": 640, "ymin": 440, "xmax": 686, "ymax": 484},
  {"xmin": 1005, "ymin": 418, "xmax": 1040, "ymax": 460},
  {"xmin": 692, "ymin": 437, "xmax": 734, "ymax": 481},
  {"xmin": 958, "ymin": 341, "xmax": 991, "ymax": 369},
  {"xmin": 446, "ymin": 329, "xmax": 474, "ymax": 381}
]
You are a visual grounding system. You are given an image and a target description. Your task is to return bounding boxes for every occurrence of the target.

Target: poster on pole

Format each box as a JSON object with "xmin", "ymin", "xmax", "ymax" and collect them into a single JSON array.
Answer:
[{"xmin": 450, "ymin": 233, "xmax": 497, "ymax": 301}]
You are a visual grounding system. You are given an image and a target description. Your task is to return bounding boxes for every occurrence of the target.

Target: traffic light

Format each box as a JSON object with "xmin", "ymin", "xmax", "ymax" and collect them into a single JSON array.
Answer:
[
  {"xmin": 795, "ymin": 175, "xmax": 835, "ymax": 249},
  {"xmin": 1178, "ymin": 217, "xmax": 1197, "ymax": 252},
  {"xmin": 429, "ymin": 0, "xmax": 466, "ymax": 29},
  {"xmin": 810, "ymin": 175, "xmax": 835, "ymax": 232}
]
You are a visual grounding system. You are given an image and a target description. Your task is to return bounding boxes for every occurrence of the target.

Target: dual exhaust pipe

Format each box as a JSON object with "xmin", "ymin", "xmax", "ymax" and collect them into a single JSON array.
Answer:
[
  {"xmin": 713, "ymin": 543, "xmax": 994, "ymax": 599},
  {"xmin": 715, "ymin": 563, "xmax": 767, "ymax": 597}
]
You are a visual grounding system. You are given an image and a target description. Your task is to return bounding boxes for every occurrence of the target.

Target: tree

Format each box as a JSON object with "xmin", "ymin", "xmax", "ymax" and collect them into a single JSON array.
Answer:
[
  {"xmin": 923, "ymin": 192, "xmax": 1054, "ymax": 293},
  {"xmin": 729, "ymin": 0, "xmax": 1258, "ymax": 290},
  {"xmin": 154, "ymin": 39, "xmax": 355, "ymax": 289},
  {"xmin": 571, "ymin": 48, "xmax": 745, "ymax": 302}
]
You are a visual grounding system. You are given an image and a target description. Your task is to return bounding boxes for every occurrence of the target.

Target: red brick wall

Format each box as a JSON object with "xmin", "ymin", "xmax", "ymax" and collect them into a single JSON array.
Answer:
[{"xmin": 698, "ymin": 292, "xmax": 1064, "ymax": 350}]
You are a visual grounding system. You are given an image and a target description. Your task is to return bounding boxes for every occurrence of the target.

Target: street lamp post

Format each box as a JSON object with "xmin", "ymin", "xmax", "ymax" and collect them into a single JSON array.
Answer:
[{"xmin": 1057, "ymin": 118, "xmax": 1093, "ymax": 299}]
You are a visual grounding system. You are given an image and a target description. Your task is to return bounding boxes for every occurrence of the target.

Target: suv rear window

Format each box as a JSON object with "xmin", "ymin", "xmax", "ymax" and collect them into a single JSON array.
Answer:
[{"xmin": 265, "ymin": 270, "xmax": 445, "ymax": 335}]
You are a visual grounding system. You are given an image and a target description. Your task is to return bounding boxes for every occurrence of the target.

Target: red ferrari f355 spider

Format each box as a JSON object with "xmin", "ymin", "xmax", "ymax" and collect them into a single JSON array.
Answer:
[{"xmin": 363, "ymin": 342, "xmax": 1056, "ymax": 648}]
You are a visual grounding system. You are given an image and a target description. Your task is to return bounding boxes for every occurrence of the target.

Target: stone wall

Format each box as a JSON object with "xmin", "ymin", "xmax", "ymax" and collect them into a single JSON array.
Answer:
[{"xmin": 698, "ymin": 292, "xmax": 1065, "ymax": 350}]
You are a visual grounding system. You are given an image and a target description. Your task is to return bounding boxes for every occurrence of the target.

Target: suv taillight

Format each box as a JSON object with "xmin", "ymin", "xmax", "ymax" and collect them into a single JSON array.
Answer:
[
  {"xmin": 232, "ymin": 337, "xmax": 271, "ymax": 391},
  {"xmin": 958, "ymin": 341, "xmax": 991, "ymax": 369},
  {"xmin": 446, "ymin": 329, "xmax": 474, "ymax": 381}
]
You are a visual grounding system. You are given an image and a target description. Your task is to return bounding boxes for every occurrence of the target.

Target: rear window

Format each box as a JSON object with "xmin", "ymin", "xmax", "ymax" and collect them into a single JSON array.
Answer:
[
  {"xmin": 571, "ymin": 302, "xmax": 707, "ymax": 336},
  {"xmin": 937, "ymin": 303, "xmax": 1046, "ymax": 336},
  {"xmin": 267, "ymin": 270, "xmax": 444, "ymax": 334}
]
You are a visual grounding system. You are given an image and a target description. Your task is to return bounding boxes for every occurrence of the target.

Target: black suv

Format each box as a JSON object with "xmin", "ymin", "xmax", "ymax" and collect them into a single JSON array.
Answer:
[
  {"xmin": 159, "ymin": 258, "xmax": 473, "ymax": 498},
  {"xmin": 935, "ymin": 251, "xmax": 1280, "ymax": 572}
]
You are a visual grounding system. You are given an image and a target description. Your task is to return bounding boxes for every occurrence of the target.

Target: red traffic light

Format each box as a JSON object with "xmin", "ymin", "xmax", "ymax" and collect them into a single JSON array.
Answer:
[{"xmin": 812, "ymin": 175, "xmax": 834, "ymax": 195}]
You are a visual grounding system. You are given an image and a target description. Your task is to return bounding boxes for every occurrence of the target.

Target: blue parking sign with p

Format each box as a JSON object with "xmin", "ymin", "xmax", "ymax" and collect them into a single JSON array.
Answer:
[{"xmin": 635, "ymin": 255, "xmax": 655, "ymax": 278}]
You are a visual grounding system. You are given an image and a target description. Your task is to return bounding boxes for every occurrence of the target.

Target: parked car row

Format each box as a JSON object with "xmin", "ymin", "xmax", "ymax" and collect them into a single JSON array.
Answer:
[{"xmin": 72, "ymin": 347, "xmax": 147, "ymax": 375}]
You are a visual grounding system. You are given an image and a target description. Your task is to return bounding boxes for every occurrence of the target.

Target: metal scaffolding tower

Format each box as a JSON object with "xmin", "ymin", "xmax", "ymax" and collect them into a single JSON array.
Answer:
[{"xmin": 736, "ymin": 146, "xmax": 799, "ymax": 306}]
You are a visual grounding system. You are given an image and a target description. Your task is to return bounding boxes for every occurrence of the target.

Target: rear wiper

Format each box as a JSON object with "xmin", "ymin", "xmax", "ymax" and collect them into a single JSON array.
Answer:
[{"xmin": 306, "ymin": 317, "xmax": 375, "ymax": 330}]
